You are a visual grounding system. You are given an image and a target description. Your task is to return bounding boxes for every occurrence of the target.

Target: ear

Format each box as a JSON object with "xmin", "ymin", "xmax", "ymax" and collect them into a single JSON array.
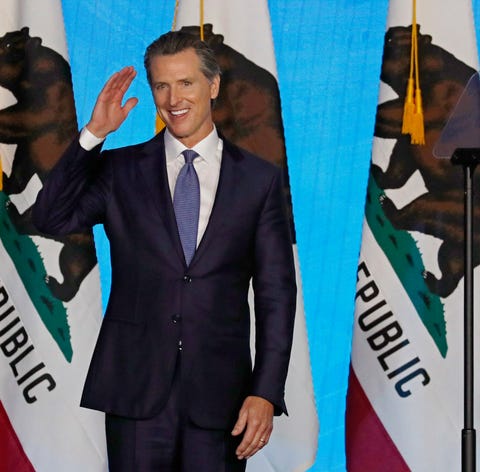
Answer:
[
  {"xmin": 26, "ymin": 36, "xmax": 42, "ymax": 52},
  {"xmin": 210, "ymin": 74, "xmax": 220, "ymax": 100},
  {"xmin": 420, "ymin": 34, "xmax": 432, "ymax": 45}
]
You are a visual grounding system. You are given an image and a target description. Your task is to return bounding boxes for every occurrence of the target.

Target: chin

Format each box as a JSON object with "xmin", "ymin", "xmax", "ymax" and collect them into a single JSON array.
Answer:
[{"xmin": 170, "ymin": 126, "xmax": 190, "ymax": 139}]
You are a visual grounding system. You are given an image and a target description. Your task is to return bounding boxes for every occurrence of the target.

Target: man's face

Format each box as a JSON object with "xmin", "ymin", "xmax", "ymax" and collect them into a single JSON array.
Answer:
[{"xmin": 149, "ymin": 48, "xmax": 220, "ymax": 148}]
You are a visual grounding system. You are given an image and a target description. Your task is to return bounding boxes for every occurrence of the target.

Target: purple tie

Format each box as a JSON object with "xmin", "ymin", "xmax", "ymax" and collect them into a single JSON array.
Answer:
[{"xmin": 173, "ymin": 150, "xmax": 200, "ymax": 265}]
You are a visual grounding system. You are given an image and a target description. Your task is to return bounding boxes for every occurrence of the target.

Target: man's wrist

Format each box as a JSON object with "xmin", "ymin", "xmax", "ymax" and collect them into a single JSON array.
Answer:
[{"xmin": 79, "ymin": 127, "xmax": 106, "ymax": 151}]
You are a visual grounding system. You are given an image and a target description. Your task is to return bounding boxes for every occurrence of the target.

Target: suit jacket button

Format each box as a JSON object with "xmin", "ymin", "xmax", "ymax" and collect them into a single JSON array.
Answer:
[
  {"xmin": 172, "ymin": 314, "xmax": 181, "ymax": 323},
  {"xmin": 183, "ymin": 275, "xmax": 192, "ymax": 283}
]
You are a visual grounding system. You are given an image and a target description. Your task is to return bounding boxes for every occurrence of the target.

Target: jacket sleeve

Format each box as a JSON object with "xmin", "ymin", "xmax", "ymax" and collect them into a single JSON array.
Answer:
[
  {"xmin": 32, "ymin": 136, "xmax": 110, "ymax": 236},
  {"xmin": 250, "ymin": 166, "xmax": 297, "ymax": 415}
]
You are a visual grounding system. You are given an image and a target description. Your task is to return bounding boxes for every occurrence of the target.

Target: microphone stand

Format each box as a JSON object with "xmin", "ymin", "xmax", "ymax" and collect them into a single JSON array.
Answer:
[{"xmin": 451, "ymin": 148, "xmax": 480, "ymax": 472}]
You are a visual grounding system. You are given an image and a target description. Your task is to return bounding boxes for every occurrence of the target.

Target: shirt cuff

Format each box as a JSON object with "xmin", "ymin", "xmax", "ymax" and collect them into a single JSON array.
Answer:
[{"xmin": 79, "ymin": 127, "xmax": 105, "ymax": 151}]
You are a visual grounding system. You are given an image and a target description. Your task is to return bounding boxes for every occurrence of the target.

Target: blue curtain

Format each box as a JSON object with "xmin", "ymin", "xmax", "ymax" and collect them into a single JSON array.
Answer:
[{"xmin": 61, "ymin": 1, "xmax": 480, "ymax": 470}]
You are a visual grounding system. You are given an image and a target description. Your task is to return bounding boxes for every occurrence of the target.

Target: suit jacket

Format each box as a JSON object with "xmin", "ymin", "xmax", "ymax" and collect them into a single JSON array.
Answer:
[{"xmin": 33, "ymin": 129, "xmax": 296, "ymax": 430}]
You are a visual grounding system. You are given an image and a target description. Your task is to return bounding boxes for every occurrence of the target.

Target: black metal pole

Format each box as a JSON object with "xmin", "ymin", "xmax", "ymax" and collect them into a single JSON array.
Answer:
[
  {"xmin": 462, "ymin": 162, "xmax": 476, "ymax": 472},
  {"xmin": 452, "ymin": 149, "xmax": 478, "ymax": 472}
]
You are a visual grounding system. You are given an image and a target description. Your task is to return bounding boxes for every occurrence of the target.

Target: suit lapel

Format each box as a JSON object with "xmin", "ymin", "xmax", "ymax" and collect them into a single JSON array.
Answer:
[
  {"xmin": 137, "ymin": 131, "xmax": 185, "ymax": 264},
  {"xmin": 191, "ymin": 141, "xmax": 243, "ymax": 267}
]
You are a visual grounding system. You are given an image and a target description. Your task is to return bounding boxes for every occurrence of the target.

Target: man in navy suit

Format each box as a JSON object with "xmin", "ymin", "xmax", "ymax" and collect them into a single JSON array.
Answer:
[{"xmin": 33, "ymin": 31, "xmax": 296, "ymax": 471}]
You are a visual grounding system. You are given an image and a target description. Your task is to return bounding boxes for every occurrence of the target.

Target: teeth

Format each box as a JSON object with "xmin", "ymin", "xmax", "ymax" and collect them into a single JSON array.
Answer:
[{"xmin": 171, "ymin": 109, "xmax": 188, "ymax": 116}]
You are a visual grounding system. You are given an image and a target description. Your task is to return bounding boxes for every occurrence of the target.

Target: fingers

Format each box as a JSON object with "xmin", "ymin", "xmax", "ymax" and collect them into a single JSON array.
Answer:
[
  {"xmin": 231, "ymin": 408, "xmax": 247, "ymax": 437},
  {"xmin": 103, "ymin": 66, "xmax": 136, "ymax": 89},
  {"xmin": 232, "ymin": 396, "xmax": 274, "ymax": 460},
  {"xmin": 236, "ymin": 424, "xmax": 272, "ymax": 460},
  {"xmin": 87, "ymin": 66, "xmax": 138, "ymax": 138},
  {"xmin": 100, "ymin": 66, "xmax": 137, "ymax": 102},
  {"xmin": 123, "ymin": 96, "xmax": 139, "ymax": 115}
]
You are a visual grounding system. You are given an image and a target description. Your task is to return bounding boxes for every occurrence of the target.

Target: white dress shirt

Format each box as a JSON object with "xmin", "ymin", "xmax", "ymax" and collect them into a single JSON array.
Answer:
[{"xmin": 79, "ymin": 126, "xmax": 223, "ymax": 247}]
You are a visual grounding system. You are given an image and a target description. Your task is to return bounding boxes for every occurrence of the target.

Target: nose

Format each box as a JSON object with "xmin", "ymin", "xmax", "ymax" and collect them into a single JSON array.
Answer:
[{"xmin": 168, "ymin": 87, "xmax": 179, "ymax": 106}]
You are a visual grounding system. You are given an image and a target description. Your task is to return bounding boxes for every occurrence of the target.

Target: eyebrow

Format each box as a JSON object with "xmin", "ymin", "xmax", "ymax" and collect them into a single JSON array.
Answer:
[{"xmin": 152, "ymin": 77, "xmax": 194, "ymax": 86}]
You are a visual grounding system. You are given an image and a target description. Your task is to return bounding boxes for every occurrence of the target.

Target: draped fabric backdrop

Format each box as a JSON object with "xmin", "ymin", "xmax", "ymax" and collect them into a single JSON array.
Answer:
[{"xmin": 59, "ymin": 0, "xmax": 480, "ymax": 470}]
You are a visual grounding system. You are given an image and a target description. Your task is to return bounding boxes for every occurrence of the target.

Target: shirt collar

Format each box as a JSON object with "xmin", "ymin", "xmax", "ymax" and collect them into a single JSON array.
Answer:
[{"xmin": 164, "ymin": 126, "xmax": 220, "ymax": 165}]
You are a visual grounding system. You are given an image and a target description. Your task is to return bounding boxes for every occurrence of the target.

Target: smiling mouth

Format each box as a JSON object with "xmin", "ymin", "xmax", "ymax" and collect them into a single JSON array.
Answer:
[{"xmin": 170, "ymin": 109, "xmax": 188, "ymax": 117}]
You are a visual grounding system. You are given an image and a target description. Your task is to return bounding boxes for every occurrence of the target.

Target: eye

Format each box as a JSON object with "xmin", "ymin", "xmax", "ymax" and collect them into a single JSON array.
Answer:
[{"xmin": 182, "ymin": 80, "xmax": 192, "ymax": 86}]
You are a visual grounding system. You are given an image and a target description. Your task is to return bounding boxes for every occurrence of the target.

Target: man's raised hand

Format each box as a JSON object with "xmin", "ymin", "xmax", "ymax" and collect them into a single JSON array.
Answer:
[{"xmin": 86, "ymin": 66, "xmax": 139, "ymax": 139}]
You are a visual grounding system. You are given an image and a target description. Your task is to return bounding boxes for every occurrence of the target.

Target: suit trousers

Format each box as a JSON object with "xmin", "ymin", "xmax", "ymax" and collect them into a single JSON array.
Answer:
[{"xmin": 105, "ymin": 353, "xmax": 247, "ymax": 472}]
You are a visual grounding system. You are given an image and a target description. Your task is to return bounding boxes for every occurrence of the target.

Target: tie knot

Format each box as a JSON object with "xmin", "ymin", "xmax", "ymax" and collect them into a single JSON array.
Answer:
[{"xmin": 182, "ymin": 149, "xmax": 198, "ymax": 165}]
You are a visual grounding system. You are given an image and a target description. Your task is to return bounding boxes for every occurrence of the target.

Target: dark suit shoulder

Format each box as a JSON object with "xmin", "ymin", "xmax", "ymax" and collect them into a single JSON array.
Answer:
[
  {"xmin": 101, "ymin": 130, "xmax": 164, "ymax": 160},
  {"xmin": 222, "ymin": 137, "xmax": 281, "ymax": 176}
]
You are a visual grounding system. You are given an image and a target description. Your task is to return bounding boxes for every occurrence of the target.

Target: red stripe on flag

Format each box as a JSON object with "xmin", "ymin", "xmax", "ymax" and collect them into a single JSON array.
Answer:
[
  {"xmin": 345, "ymin": 366, "xmax": 410, "ymax": 472},
  {"xmin": 0, "ymin": 400, "xmax": 35, "ymax": 472}
]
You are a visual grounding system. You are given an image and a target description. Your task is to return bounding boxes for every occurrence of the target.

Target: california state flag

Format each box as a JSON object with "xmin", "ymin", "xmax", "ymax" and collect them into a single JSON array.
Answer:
[
  {"xmin": 0, "ymin": 1, "xmax": 106, "ymax": 470},
  {"xmin": 174, "ymin": 1, "xmax": 319, "ymax": 471},
  {"xmin": 346, "ymin": 1, "xmax": 479, "ymax": 471}
]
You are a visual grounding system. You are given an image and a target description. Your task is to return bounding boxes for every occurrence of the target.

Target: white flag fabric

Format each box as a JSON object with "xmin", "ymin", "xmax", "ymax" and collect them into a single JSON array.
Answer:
[
  {"xmin": 175, "ymin": 2, "xmax": 319, "ymax": 471},
  {"xmin": 0, "ymin": 1, "xmax": 106, "ymax": 470},
  {"xmin": 346, "ymin": 1, "xmax": 479, "ymax": 470}
]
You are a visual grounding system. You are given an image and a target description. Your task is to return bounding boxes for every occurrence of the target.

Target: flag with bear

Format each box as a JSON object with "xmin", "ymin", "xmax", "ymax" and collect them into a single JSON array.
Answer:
[
  {"xmin": 174, "ymin": 1, "xmax": 319, "ymax": 471},
  {"xmin": 0, "ymin": 0, "xmax": 106, "ymax": 470},
  {"xmin": 346, "ymin": 0, "xmax": 479, "ymax": 470}
]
